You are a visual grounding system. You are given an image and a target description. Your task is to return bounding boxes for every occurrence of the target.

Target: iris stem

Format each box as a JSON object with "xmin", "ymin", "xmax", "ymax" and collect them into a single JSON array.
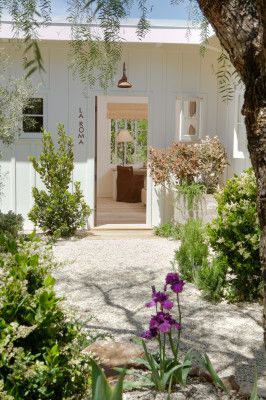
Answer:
[
  {"xmin": 162, "ymin": 333, "xmax": 166, "ymax": 374},
  {"xmin": 158, "ymin": 333, "xmax": 162, "ymax": 381},
  {"xmin": 176, "ymin": 294, "xmax": 182, "ymax": 358},
  {"xmin": 169, "ymin": 331, "xmax": 177, "ymax": 362}
]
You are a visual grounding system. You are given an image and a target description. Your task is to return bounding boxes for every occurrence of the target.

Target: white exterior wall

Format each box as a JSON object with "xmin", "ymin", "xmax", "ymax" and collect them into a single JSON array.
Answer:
[{"xmin": 0, "ymin": 39, "xmax": 248, "ymax": 228}]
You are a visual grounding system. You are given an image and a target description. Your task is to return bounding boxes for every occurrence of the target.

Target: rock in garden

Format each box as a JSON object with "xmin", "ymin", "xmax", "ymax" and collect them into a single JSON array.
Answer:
[
  {"xmin": 84, "ymin": 340, "xmax": 144, "ymax": 372},
  {"xmin": 221, "ymin": 375, "xmax": 240, "ymax": 392}
]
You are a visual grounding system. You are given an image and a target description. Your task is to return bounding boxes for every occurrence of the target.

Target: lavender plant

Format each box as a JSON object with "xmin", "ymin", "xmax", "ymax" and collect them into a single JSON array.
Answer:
[{"xmin": 138, "ymin": 273, "xmax": 225, "ymax": 394}]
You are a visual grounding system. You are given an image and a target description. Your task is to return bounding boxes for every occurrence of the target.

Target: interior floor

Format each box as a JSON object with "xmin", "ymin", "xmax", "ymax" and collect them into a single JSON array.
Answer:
[{"xmin": 96, "ymin": 197, "xmax": 146, "ymax": 226}]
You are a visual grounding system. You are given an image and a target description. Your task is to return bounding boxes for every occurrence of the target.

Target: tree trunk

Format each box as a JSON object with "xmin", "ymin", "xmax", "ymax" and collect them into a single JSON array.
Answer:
[
  {"xmin": 197, "ymin": 0, "xmax": 266, "ymax": 347},
  {"xmin": 245, "ymin": 93, "xmax": 266, "ymax": 347}
]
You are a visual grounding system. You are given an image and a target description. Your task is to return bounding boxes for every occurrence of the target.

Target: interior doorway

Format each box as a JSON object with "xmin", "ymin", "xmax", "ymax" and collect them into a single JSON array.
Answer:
[{"xmin": 95, "ymin": 95, "xmax": 148, "ymax": 227}]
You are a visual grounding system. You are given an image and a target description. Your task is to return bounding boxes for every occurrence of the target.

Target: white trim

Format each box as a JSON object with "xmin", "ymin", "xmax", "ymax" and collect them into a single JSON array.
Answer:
[
  {"xmin": 0, "ymin": 21, "xmax": 204, "ymax": 44},
  {"xmin": 176, "ymin": 94, "xmax": 206, "ymax": 142}
]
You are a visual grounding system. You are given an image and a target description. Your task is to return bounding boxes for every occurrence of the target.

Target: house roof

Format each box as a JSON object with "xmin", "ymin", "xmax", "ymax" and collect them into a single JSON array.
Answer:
[{"xmin": 0, "ymin": 19, "xmax": 212, "ymax": 45}]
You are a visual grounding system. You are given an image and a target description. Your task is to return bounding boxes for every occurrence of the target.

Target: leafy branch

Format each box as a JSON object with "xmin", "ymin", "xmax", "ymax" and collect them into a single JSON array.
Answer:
[
  {"xmin": 0, "ymin": 0, "xmax": 52, "ymax": 77},
  {"xmin": 216, "ymin": 51, "xmax": 242, "ymax": 102}
]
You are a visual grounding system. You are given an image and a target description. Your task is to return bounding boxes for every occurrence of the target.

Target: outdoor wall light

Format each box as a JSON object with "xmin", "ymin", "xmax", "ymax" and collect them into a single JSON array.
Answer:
[{"xmin": 117, "ymin": 62, "xmax": 132, "ymax": 88}]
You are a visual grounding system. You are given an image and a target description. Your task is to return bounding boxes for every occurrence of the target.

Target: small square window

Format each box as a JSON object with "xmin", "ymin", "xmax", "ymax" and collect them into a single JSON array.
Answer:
[
  {"xmin": 23, "ymin": 98, "xmax": 44, "ymax": 133},
  {"xmin": 176, "ymin": 96, "xmax": 203, "ymax": 142}
]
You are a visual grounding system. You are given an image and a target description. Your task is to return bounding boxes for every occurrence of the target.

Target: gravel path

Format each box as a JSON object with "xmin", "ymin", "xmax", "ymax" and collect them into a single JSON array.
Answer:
[{"xmin": 53, "ymin": 235, "xmax": 266, "ymax": 397}]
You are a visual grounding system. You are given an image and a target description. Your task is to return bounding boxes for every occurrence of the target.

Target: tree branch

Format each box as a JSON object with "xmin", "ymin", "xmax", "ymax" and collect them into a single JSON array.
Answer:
[{"xmin": 196, "ymin": 0, "xmax": 261, "ymax": 83}]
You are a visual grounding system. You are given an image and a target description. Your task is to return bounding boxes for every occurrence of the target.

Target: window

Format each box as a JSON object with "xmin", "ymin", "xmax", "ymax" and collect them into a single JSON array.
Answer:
[
  {"xmin": 23, "ymin": 98, "xmax": 44, "ymax": 133},
  {"xmin": 110, "ymin": 119, "xmax": 148, "ymax": 165},
  {"xmin": 177, "ymin": 96, "xmax": 204, "ymax": 141}
]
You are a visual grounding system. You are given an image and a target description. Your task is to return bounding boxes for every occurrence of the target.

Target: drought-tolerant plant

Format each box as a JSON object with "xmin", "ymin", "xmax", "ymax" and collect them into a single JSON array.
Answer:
[
  {"xmin": 194, "ymin": 256, "xmax": 227, "ymax": 303},
  {"xmin": 154, "ymin": 222, "xmax": 181, "ymax": 240},
  {"xmin": 138, "ymin": 273, "xmax": 225, "ymax": 394},
  {"xmin": 0, "ymin": 52, "xmax": 34, "ymax": 147},
  {"xmin": 208, "ymin": 168, "xmax": 261, "ymax": 301},
  {"xmin": 175, "ymin": 219, "xmax": 209, "ymax": 281},
  {"xmin": 175, "ymin": 181, "xmax": 206, "ymax": 220},
  {"xmin": 29, "ymin": 124, "xmax": 91, "ymax": 237},
  {"xmin": 149, "ymin": 137, "xmax": 227, "ymax": 192},
  {"xmin": 0, "ymin": 234, "xmax": 91, "ymax": 399},
  {"xmin": 198, "ymin": 136, "xmax": 228, "ymax": 193},
  {"xmin": 0, "ymin": 211, "xmax": 23, "ymax": 238},
  {"xmin": 149, "ymin": 137, "xmax": 227, "ymax": 224}
]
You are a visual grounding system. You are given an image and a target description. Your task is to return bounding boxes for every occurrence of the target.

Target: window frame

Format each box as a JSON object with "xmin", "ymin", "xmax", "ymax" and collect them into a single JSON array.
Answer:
[
  {"xmin": 176, "ymin": 95, "xmax": 205, "ymax": 142},
  {"xmin": 109, "ymin": 118, "xmax": 148, "ymax": 166},
  {"xmin": 20, "ymin": 95, "xmax": 47, "ymax": 140},
  {"xmin": 233, "ymin": 91, "xmax": 248, "ymax": 159}
]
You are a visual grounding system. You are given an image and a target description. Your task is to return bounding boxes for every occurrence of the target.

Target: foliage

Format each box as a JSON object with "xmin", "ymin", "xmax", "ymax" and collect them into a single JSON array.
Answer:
[
  {"xmin": 0, "ymin": 52, "xmax": 33, "ymax": 203},
  {"xmin": 216, "ymin": 51, "xmax": 242, "ymax": 102},
  {"xmin": 28, "ymin": 124, "xmax": 91, "ymax": 237},
  {"xmin": 0, "ymin": 211, "xmax": 23, "ymax": 238},
  {"xmin": 208, "ymin": 169, "xmax": 261, "ymax": 302},
  {"xmin": 149, "ymin": 143, "xmax": 199, "ymax": 186},
  {"xmin": 136, "ymin": 273, "xmax": 225, "ymax": 393},
  {"xmin": 68, "ymin": 0, "xmax": 123, "ymax": 89},
  {"xmin": 175, "ymin": 219, "xmax": 208, "ymax": 281},
  {"xmin": 0, "ymin": 0, "xmax": 51, "ymax": 76},
  {"xmin": 0, "ymin": 0, "xmax": 244, "ymax": 105},
  {"xmin": 154, "ymin": 222, "xmax": 181, "ymax": 240},
  {"xmin": 175, "ymin": 181, "xmax": 206, "ymax": 220},
  {"xmin": 197, "ymin": 136, "xmax": 228, "ymax": 193},
  {"xmin": 194, "ymin": 256, "xmax": 227, "ymax": 303},
  {"xmin": 0, "ymin": 53, "xmax": 34, "ymax": 147},
  {"xmin": 91, "ymin": 358, "xmax": 125, "ymax": 400},
  {"xmin": 149, "ymin": 137, "xmax": 228, "ymax": 193},
  {"xmin": 0, "ymin": 234, "xmax": 91, "ymax": 399},
  {"xmin": 250, "ymin": 367, "xmax": 259, "ymax": 400},
  {"xmin": 111, "ymin": 119, "xmax": 148, "ymax": 165}
]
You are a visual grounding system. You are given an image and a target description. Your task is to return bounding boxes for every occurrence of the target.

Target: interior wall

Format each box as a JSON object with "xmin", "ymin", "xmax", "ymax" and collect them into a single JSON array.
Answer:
[{"xmin": 96, "ymin": 96, "xmax": 148, "ymax": 198}]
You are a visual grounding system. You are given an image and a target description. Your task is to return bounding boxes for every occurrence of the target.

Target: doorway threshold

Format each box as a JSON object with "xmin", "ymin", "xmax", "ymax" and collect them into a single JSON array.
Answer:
[{"xmin": 93, "ymin": 224, "xmax": 152, "ymax": 230}]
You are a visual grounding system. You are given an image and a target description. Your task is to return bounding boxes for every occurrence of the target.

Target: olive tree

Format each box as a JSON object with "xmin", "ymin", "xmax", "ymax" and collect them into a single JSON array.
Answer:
[{"xmin": 0, "ymin": 53, "xmax": 33, "ymax": 198}]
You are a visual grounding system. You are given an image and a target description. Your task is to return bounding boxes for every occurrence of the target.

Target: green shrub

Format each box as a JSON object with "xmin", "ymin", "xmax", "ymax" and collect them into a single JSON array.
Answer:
[
  {"xmin": 195, "ymin": 256, "xmax": 227, "ymax": 302},
  {"xmin": 154, "ymin": 222, "xmax": 181, "ymax": 239},
  {"xmin": 28, "ymin": 124, "xmax": 91, "ymax": 237},
  {"xmin": 175, "ymin": 219, "xmax": 208, "ymax": 281},
  {"xmin": 207, "ymin": 168, "xmax": 261, "ymax": 301},
  {"xmin": 0, "ymin": 211, "xmax": 23, "ymax": 238},
  {"xmin": 0, "ymin": 234, "xmax": 91, "ymax": 399}
]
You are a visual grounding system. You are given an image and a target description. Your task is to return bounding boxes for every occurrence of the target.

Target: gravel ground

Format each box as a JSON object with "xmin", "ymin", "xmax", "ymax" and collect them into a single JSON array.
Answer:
[{"xmin": 53, "ymin": 235, "xmax": 266, "ymax": 398}]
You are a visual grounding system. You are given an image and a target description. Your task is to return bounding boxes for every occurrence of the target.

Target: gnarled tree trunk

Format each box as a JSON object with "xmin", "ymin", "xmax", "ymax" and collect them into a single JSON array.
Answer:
[{"xmin": 197, "ymin": 0, "xmax": 266, "ymax": 347}]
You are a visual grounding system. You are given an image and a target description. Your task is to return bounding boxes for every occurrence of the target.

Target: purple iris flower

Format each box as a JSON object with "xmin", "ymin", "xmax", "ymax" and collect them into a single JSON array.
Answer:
[
  {"xmin": 165, "ymin": 272, "xmax": 185, "ymax": 293},
  {"xmin": 146, "ymin": 291, "xmax": 174, "ymax": 310},
  {"xmin": 140, "ymin": 327, "xmax": 158, "ymax": 340},
  {"xmin": 149, "ymin": 312, "xmax": 181, "ymax": 334}
]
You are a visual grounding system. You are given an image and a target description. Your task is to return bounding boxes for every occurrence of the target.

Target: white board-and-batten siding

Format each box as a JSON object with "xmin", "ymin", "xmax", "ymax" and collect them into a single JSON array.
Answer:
[{"xmin": 0, "ymin": 39, "xmax": 247, "ymax": 228}]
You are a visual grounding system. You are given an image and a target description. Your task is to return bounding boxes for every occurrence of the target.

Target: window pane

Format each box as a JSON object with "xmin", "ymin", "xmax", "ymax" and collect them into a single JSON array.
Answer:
[
  {"xmin": 23, "ymin": 98, "xmax": 43, "ymax": 115},
  {"xmin": 23, "ymin": 116, "xmax": 43, "ymax": 132},
  {"xmin": 110, "ymin": 118, "xmax": 147, "ymax": 164},
  {"xmin": 188, "ymin": 123, "xmax": 196, "ymax": 135},
  {"xmin": 189, "ymin": 101, "xmax": 197, "ymax": 117}
]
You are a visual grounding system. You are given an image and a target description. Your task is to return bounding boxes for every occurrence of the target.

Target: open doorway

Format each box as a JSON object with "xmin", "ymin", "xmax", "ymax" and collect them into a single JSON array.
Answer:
[{"xmin": 95, "ymin": 96, "xmax": 148, "ymax": 227}]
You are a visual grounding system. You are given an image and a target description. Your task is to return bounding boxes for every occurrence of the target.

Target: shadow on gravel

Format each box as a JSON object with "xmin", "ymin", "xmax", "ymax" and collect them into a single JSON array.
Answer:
[{"xmin": 55, "ymin": 265, "xmax": 266, "ymax": 395}]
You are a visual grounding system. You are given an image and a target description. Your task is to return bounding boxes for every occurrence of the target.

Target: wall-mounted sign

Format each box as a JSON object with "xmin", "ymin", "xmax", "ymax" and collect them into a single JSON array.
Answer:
[{"xmin": 78, "ymin": 107, "xmax": 85, "ymax": 144}]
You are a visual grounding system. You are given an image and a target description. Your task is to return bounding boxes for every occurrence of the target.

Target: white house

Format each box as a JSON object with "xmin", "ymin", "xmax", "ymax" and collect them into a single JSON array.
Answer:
[{"xmin": 0, "ymin": 20, "xmax": 251, "ymax": 229}]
